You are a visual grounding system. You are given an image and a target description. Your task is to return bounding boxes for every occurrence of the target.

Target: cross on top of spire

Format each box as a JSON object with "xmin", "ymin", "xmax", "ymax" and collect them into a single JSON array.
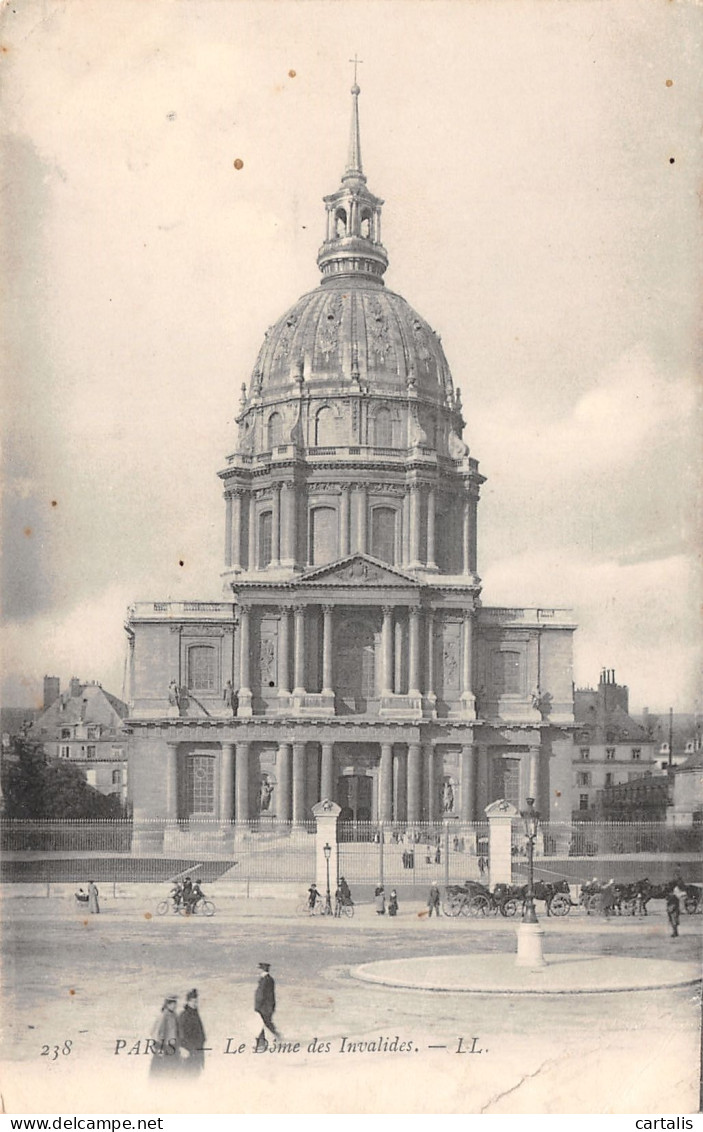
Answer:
[{"xmin": 349, "ymin": 54, "xmax": 363, "ymax": 91}]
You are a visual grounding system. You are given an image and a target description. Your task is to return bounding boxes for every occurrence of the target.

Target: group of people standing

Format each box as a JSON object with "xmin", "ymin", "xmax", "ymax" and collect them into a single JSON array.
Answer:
[
  {"xmin": 373, "ymin": 886, "xmax": 399, "ymax": 916},
  {"xmin": 150, "ymin": 989, "xmax": 207, "ymax": 1077}
]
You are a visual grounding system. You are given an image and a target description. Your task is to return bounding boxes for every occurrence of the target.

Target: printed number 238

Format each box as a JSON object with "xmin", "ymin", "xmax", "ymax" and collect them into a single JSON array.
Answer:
[{"xmin": 41, "ymin": 1041, "xmax": 73, "ymax": 1060}]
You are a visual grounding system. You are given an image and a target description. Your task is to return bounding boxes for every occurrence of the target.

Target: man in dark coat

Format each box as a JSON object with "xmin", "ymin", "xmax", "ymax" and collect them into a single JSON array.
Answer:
[
  {"xmin": 178, "ymin": 989, "xmax": 206, "ymax": 1073},
  {"xmin": 254, "ymin": 963, "xmax": 282, "ymax": 1051}
]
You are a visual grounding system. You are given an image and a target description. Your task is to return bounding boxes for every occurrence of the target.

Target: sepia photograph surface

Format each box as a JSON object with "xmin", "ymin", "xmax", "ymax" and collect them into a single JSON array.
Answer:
[{"xmin": 2, "ymin": 0, "xmax": 702, "ymax": 1116}]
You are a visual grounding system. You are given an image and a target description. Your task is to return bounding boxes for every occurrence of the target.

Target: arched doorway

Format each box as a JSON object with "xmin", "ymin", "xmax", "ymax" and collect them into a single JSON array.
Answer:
[{"xmin": 337, "ymin": 773, "xmax": 373, "ymax": 822}]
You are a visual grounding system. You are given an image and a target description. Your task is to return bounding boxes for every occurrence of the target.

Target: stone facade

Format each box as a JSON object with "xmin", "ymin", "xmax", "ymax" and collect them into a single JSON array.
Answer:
[{"xmin": 125, "ymin": 83, "xmax": 576, "ymax": 835}]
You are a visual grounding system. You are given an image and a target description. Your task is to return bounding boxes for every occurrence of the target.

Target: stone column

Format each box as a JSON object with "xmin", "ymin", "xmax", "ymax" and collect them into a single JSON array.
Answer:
[
  {"xmin": 381, "ymin": 606, "xmax": 394, "ymax": 696},
  {"xmin": 460, "ymin": 744, "xmax": 476, "ymax": 822},
  {"xmin": 461, "ymin": 610, "xmax": 476, "ymax": 715},
  {"xmin": 293, "ymin": 606, "xmax": 306, "ymax": 695},
  {"xmin": 280, "ymin": 481, "xmax": 296, "ymax": 567},
  {"xmin": 248, "ymin": 492, "xmax": 257, "ymax": 570},
  {"xmin": 322, "ymin": 605, "xmax": 334, "ymax": 695},
  {"xmin": 219, "ymin": 743, "xmax": 235, "ymax": 824},
  {"xmin": 425, "ymin": 610, "xmax": 436, "ymax": 698},
  {"xmin": 224, "ymin": 494, "xmax": 233, "ymax": 568},
  {"xmin": 409, "ymin": 484, "xmax": 421, "ymax": 567},
  {"xmin": 409, "ymin": 606, "xmax": 421, "ymax": 696},
  {"xmin": 277, "ymin": 607, "xmax": 291, "ymax": 696},
  {"xmin": 340, "ymin": 485, "xmax": 351, "ymax": 557},
  {"xmin": 402, "ymin": 490, "xmax": 411, "ymax": 565},
  {"xmin": 394, "ymin": 618, "xmax": 404, "ymax": 694},
  {"xmin": 235, "ymin": 741, "xmax": 250, "ymax": 823},
  {"xmin": 165, "ymin": 741, "xmax": 179, "ymax": 821},
  {"xmin": 320, "ymin": 742, "xmax": 334, "ymax": 802},
  {"xmin": 379, "ymin": 742, "xmax": 393, "ymax": 822},
  {"xmin": 424, "ymin": 743, "xmax": 436, "ymax": 822},
  {"xmin": 353, "ymin": 486, "xmax": 367, "ymax": 553},
  {"xmin": 231, "ymin": 491, "xmax": 243, "ymax": 571},
  {"xmin": 277, "ymin": 743, "xmax": 292, "ymax": 821},
  {"xmin": 238, "ymin": 605, "xmax": 252, "ymax": 716},
  {"xmin": 271, "ymin": 484, "xmax": 281, "ymax": 567},
  {"xmin": 292, "ymin": 741, "xmax": 307, "ymax": 823},
  {"xmin": 469, "ymin": 491, "xmax": 478, "ymax": 574},
  {"xmin": 407, "ymin": 742, "xmax": 422, "ymax": 822},
  {"xmin": 393, "ymin": 749, "xmax": 407, "ymax": 822},
  {"xmin": 528, "ymin": 745, "xmax": 540, "ymax": 804},
  {"xmin": 426, "ymin": 486, "xmax": 436, "ymax": 568}
]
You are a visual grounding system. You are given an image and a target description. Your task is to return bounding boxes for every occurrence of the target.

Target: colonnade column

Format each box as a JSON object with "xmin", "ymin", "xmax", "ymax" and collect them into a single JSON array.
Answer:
[
  {"xmin": 224, "ymin": 494, "xmax": 233, "ymax": 569},
  {"xmin": 424, "ymin": 743, "xmax": 436, "ymax": 821},
  {"xmin": 528, "ymin": 745, "xmax": 540, "ymax": 803},
  {"xmin": 280, "ymin": 481, "xmax": 296, "ymax": 567},
  {"xmin": 469, "ymin": 491, "xmax": 478, "ymax": 574},
  {"xmin": 407, "ymin": 743, "xmax": 422, "ymax": 822},
  {"xmin": 409, "ymin": 484, "xmax": 421, "ymax": 567},
  {"xmin": 425, "ymin": 610, "xmax": 436, "ymax": 702},
  {"xmin": 277, "ymin": 743, "xmax": 291, "ymax": 822},
  {"xmin": 381, "ymin": 606, "xmax": 394, "ymax": 696},
  {"xmin": 277, "ymin": 607, "xmax": 290, "ymax": 697},
  {"xmin": 320, "ymin": 742, "xmax": 334, "ymax": 803},
  {"xmin": 394, "ymin": 618, "xmax": 404, "ymax": 694},
  {"xmin": 393, "ymin": 749, "xmax": 407, "ymax": 822},
  {"xmin": 271, "ymin": 485, "xmax": 281, "ymax": 567},
  {"xmin": 402, "ymin": 490, "xmax": 411, "ymax": 565},
  {"xmin": 235, "ymin": 741, "xmax": 249, "ymax": 822},
  {"xmin": 248, "ymin": 492, "xmax": 257, "ymax": 570},
  {"xmin": 322, "ymin": 606, "xmax": 334, "ymax": 695},
  {"xmin": 426, "ymin": 486, "xmax": 436, "ymax": 569},
  {"xmin": 219, "ymin": 743, "xmax": 235, "ymax": 824},
  {"xmin": 461, "ymin": 610, "xmax": 476, "ymax": 714},
  {"xmin": 460, "ymin": 744, "xmax": 476, "ymax": 822},
  {"xmin": 292, "ymin": 742, "xmax": 307, "ymax": 823},
  {"xmin": 293, "ymin": 606, "xmax": 306, "ymax": 696},
  {"xmin": 353, "ymin": 486, "xmax": 367, "ymax": 553},
  {"xmin": 379, "ymin": 742, "xmax": 393, "ymax": 822},
  {"xmin": 409, "ymin": 606, "xmax": 421, "ymax": 696},
  {"xmin": 238, "ymin": 605, "xmax": 252, "ymax": 716},
  {"xmin": 230, "ymin": 491, "xmax": 243, "ymax": 571},
  {"xmin": 165, "ymin": 742, "xmax": 179, "ymax": 821},
  {"xmin": 340, "ymin": 485, "xmax": 351, "ymax": 557}
]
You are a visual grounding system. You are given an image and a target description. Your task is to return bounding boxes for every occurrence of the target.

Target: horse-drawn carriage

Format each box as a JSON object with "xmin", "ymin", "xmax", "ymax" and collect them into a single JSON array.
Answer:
[{"xmin": 443, "ymin": 879, "xmax": 573, "ymax": 918}]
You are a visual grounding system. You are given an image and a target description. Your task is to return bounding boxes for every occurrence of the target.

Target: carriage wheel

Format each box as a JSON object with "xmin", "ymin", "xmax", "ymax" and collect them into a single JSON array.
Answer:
[
  {"xmin": 622, "ymin": 898, "xmax": 637, "ymax": 916},
  {"xmin": 468, "ymin": 894, "xmax": 491, "ymax": 916},
  {"xmin": 549, "ymin": 893, "xmax": 571, "ymax": 917},
  {"xmin": 156, "ymin": 901, "xmax": 170, "ymax": 916},
  {"xmin": 501, "ymin": 898, "xmax": 519, "ymax": 918},
  {"xmin": 684, "ymin": 897, "xmax": 698, "ymax": 915},
  {"xmin": 342, "ymin": 902, "xmax": 354, "ymax": 918},
  {"xmin": 443, "ymin": 898, "xmax": 463, "ymax": 917},
  {"xmin": 201, "ymin": 900, "xmax": 216, "ymax": 917}
]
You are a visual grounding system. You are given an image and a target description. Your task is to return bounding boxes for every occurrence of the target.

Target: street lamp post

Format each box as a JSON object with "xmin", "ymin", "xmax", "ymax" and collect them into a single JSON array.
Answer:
[
  {"xmin": 521, "ymin": 797, "xmax": 539, "ymax": 925},
  {"xmin": 323, "ymin": 842, "xmax": 332, "ymax": 916},
  {"xmin": 516, "ymin": 796, "xmax": 546, "ymax": 968}
]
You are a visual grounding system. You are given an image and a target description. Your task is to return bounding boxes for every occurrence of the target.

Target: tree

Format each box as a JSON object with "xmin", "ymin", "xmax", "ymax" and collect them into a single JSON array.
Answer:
[{"xmin": 2, "ymin": 737, "xmax": 126, "ymax": 819}]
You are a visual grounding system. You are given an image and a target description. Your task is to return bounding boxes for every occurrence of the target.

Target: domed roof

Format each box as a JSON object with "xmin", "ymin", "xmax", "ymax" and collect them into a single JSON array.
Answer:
[{"xmin": 251, "ymin": 277, "xmax": 455, "ymax": 405}]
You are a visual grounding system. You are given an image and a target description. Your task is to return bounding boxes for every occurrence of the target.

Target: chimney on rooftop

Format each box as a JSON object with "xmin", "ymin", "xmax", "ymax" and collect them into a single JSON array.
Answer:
[{"xmin": 69, "ymin": 677, "xmax": 82, "ymax": 697}]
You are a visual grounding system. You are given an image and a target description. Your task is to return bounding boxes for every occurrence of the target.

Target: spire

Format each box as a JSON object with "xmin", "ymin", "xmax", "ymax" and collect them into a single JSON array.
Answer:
[{"xmin": 344, "ymin": 57, "xmax": 365, "ymax": 183}]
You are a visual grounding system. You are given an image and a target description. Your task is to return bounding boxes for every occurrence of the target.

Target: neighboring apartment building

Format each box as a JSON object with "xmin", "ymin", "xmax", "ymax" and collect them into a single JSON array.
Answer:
[
  {"xmin": 572, "ymin": 669, "xmax": 657, "ymax": 818},
  {"xmin": 32, "ymin": 677, "xmax": 129, "ymax": 805}
]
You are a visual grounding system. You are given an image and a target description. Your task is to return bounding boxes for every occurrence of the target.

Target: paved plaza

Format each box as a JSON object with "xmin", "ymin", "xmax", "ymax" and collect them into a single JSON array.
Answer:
[{"xmin": 1, "ymin": 890, "xmax": 701, "ymax": 1114}]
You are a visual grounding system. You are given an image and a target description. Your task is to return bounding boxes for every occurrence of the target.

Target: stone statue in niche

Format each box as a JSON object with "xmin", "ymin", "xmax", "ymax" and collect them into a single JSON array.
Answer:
[
  {"xmin": 442, "ymin": 780, "xmax": 455, "ymax": 814},
  {"xmin": 259, "ymin": 639, "xmax": 276, "ymax": 688},
  {"xmin": 168, "ymin": 680, "xmax": 180, "ymax": 707},
  {"xmin": 442, "ymin": 638, "xmax": 459, "ymax": 689},
  {"xmin": 223, "ymin": 680, "xmax": 235, "ymax": 712},
  {"xmin": 259, "ymin": 774, "xmax": 275, "ymax": 813},
  {"xmin": 448, "ymin": 429, "xmax": 469, "ymax": 458},
  {"xmin": 531, "ymin": 689, "xmax": 553, "ymax": 718}
]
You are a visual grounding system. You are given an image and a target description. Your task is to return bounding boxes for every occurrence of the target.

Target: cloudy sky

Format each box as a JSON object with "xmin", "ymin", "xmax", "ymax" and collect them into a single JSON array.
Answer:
[{"xmin": 3, "ymin": 0, "xmax": 701, "ymax": 713}]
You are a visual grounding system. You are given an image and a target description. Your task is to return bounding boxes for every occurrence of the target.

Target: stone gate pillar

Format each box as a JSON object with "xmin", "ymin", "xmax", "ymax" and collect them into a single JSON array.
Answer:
[
  {"xmin": 312, "ymin": 799, "xmax": 341, "ymax": 911},
  {"xmin": 485, "ymin": 799, "xmax": 518, "ymax": 886}
]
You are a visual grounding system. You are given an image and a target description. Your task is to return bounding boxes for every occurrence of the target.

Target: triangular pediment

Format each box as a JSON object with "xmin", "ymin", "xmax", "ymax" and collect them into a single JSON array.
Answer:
[{"xmin": 300, "ymin": 553, "xmax": 421, "ymax": 586}]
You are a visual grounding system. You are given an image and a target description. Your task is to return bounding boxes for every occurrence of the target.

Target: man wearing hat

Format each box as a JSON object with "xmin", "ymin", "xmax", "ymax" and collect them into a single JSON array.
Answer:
[
  {"xmin": 254, "ymin": 963, "xmax": 282, "ymax": 1051},
  {"xmin": 178, "ymin": 989, "xmax": 206, "ymax": 1073}
]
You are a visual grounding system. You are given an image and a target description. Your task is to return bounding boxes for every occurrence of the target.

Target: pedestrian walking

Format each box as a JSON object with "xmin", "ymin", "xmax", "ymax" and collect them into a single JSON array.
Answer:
[
  {"xmin": 388, "ymin": 889, "xmax": 398, "ymax": 917},
  {"xmin": 87, "ymin": 881, "xmax": 100, "ymax": 914},
  {"xmin": 178, "ymin": 989, "xmax": 206, "ymax": 1074},
  {"xmin": 427, "ymin": 883, "xmax": 441, "ymax": 918},
  {"xmin": 478, "ymin": 855, "xmax": 487, "ymax": 878},
  {"xmin": 150, "ymin": 994, "xmax": 181, "ymax": 1076},
  {"xmin": 254, "ymin": 963, "xmax": 282, "ymax": 1051},
  {"xmin": 374, "ymin": 885, "xmax": 386, "ymax": 915},
  {"xmin": 307, "ymin": 882, "xmax": 320, "ymax": 913},
  {"xmin": 666, "ymin": 890, "xmax": 680, "ymax": 938}
]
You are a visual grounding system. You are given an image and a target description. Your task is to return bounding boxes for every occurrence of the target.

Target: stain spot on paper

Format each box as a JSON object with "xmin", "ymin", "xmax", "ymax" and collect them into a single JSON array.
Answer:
[
  {"xmin": 233, "ymin": 158, "xmax": 244, "ymax": 170},
  {"xmin": 24, "ymin": 527, "xmax": 32, "ymax": 537},
  {"xmin": 289, "ymin": 70, "xmax": 296, "ymax": 78},
  {"xmin": 665, "ymin": 79, "xmax": 673, "ymax": 87}
]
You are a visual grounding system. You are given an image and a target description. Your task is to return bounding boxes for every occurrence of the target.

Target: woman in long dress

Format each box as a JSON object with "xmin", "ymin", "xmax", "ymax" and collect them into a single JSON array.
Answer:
[
  {"xmin": 87, "ymin": 881, "xmax": 100, "ymax": 914},
  {"xmin": 150, "ymin": 995, "xmax": 181, "ymax": 1076}
]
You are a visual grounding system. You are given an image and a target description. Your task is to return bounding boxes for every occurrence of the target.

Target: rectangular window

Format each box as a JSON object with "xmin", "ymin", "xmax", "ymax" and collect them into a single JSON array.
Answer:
[
  {"xmin": 606, "ymin": 748, "xmax": 616, "ymax": 760},
  {"xmin": 61, "ymin": 728, "xmax": 71, "ymax": 740},
  {"xmin": 188, "ymin": 646, "xmax": 217, "ymax": 691},
  {"xmin": 579, "ymin": 748, "xmax": 590, "ymax": 760},
  {"xmin": 60, "ymin": 746, "xmax": 70, "ymax": 758},
  {"xmin": 579, "ymin": 794, "xmax": 589, "ymax": 811},
  {"xmin": 491, "ymin": 651, "xmax": 521, "ymax": 695},
  {"xmin": 186, "ymin": 755, "xmax": 216, "ymax": 815},
  {"xmin": 112, "ymin": 769, "xmax": 122, "ymax": 785},
  {"xmin": 605, "ymin": 772, "xmax": 613, "ymax": 786},
  {"xmin": 86, "ymin": 746, "xmax": 96, "ymax": 759},
  {"xmin": 87, "ymin": 726, "xmax": 98, "ymax": 740},
  {"xmin": 86, "ymin": 769, "xmax": 97, "ymax": 786},
  {"xmin": 631, "ymin": 748, "xmax": 641, "ymax": 760},
  {"xmin": 577, "ymin": 771, "xmax": 591, "ymax": 786}
]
